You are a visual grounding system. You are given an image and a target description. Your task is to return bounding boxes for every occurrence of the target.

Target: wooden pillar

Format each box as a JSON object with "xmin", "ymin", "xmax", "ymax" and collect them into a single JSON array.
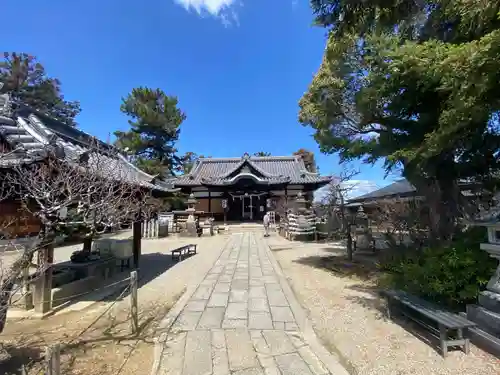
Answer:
[
  {"xmin": 284, "ymin": 185, "xmax": 289, "ymax": 222},
  {"xmin": 83, "ymin": 237, "xmax": 93, "ymax": 252},
  {"xmin": 34, "ymin": 244, "xmax": 54, "ymax": 314},
  {"xmin": 208, "ymin": 190, "xmax": 212, "ymax": 213},
  {"xmin": 132, "ymin": 214, "xmax": 142, "ymax": 269},
  {"xmin": 223, "ymin": 192, "xmax": 228, "ymax": 225}
]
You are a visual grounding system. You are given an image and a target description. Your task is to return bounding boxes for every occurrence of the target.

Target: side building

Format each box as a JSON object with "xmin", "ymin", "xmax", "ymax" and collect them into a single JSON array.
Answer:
[
  {"xmin": 0, "ymin": 94, "xmax": 176, "ymax": 238},
  {"xmin": 172, "ymin": 153, "xmax": 331, "ymax": 222}
]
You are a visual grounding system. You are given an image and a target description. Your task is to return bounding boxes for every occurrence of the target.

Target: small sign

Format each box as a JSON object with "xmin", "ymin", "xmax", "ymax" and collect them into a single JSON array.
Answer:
[
  {"xmin": 260, "ymin": 206, "xmax": 264, "ymax": 212},
  {"xmin": 221, "ymin": 199, "xmax": 228, "ymax": 209},
  {"xmin": 59, "ymin": 207, "xmax": 68, "ymax": 219}
]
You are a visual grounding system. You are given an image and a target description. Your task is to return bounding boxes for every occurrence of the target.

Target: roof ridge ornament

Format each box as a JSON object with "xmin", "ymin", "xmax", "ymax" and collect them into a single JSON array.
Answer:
[
  {"xmin": 242, "ymin": 152, "xmax": 250, "ymax": 159},
  {"xmin": 0, "ymin": 84, "xmax": 14, "ymax": 117}
]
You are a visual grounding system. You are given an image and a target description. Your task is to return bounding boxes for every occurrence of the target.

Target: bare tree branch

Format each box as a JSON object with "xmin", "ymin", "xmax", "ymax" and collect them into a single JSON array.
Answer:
[{"xmin": 0, "ymin": 139, "xmax": 154, "ymax": 334}]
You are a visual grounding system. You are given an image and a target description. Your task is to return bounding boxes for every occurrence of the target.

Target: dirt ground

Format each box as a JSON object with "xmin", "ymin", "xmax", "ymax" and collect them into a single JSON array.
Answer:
[
  {"xmin": 266, "ymin": 236, "xmax": 500, "ymax": 375},
  {"xmin": 0, "ymin": 234, "xmax": 230, "ymax": 375},
  {"xmin": 1, "ymin": 288, "xmax": 181, "ymax": 375}
]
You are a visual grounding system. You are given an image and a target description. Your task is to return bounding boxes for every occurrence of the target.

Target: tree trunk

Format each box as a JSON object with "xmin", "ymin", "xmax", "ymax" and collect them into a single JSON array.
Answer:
[
  {"xmin": 346, "ymin": 231, "xmax": 353, "ymax": 261},
  {"xmin": 0, "ymin": 245, "xmax": 40, "ymax": 334},
  {"xmin": 0, "ymin": 280, "xmax": 15, "ymax": 334},
  {"xmin": 408, "ymin": 170, "xmax": 461, "ymax": 245}
]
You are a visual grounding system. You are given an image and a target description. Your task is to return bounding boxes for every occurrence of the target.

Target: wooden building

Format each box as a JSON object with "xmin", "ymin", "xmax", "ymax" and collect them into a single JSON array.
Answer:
[
  {"xmin": 173, "ymin": 153, "xmax": 331, "ymax": 222},
  {"xmin": 0, "ymin": 94, "xmax": 176, "ymax": 239}
]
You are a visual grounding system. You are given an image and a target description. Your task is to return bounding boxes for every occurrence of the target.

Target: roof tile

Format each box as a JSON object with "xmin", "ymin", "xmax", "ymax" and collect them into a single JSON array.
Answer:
[
  {"xmin": 0, "ymin": 100, "xmax": 176, "ymax": 193},
  {"xmin": 174, "ymin": 156, "xmax": 331, "ymax": 186}
]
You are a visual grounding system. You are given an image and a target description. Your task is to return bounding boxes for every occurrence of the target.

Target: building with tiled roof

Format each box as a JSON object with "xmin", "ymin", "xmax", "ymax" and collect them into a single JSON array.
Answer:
[
  {"xmin": 173, "ymin": 153, "xmax": 331, "ymax": 221},
  {"xmin": 0, "ymin": 93, "xmax": 177, "ymax": 193},
  {"xmin": 0, "ymin": 93, "xmax": 178, "ymax": 236},
  {"xmin": 347, "ymin": 179, "xmax": 416, "ymax": 205}
]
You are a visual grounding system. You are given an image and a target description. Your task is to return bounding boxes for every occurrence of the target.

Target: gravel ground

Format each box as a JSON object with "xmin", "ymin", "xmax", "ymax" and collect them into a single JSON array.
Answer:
[
  {"xmin": 265, "ymin": 234, "xmax": 500, "ymax": 375},
  {"xmin": 1, "ymin": 233, "xmax": 230, "ymax": 375}
]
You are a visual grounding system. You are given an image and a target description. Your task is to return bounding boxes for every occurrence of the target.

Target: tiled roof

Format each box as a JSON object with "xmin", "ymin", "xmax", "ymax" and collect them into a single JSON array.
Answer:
[
  {"xmin": 348, "ymin": 179, "xmax": 416, "ymax": 203},
  {"xmin": 0, "ymin": 95, "xmax": 177, "ymax": 193},
  {"xmin": 174, "ymin": 154, "xmax": 331, "ymax": 187},
  {"xmin": 348, "ymin": 178, "xmax": 486, "ymax": 204}
]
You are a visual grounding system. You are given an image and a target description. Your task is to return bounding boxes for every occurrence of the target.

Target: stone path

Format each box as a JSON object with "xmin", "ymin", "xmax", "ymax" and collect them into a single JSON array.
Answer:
[{"xmin": 153, "ymin": 232, "xmax": 348, "ymax": 375}]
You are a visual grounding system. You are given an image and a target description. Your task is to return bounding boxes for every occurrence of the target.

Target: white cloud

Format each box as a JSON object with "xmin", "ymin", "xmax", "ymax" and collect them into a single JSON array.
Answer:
[
  {"xmin": 314, "ymin": 179, "xmax": 379, "ymax": 202},
  {"xmin": 174, "ymin": 0, "xmax": 241, "ymax": 26}
]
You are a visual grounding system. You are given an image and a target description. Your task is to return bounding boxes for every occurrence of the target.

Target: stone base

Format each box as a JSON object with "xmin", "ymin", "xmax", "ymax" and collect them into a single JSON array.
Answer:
[
  {"xmin": 289, "ymin": 233, "xmax": 315, "ymax": 242},
  {"xmin": 466, "ymin": 304, "xmax": 500, "ymax": 337},
  {"xmin": 479, "ymin": 290, "xmax": 500, "ymax": 314},
  {"xmin": 460, "ymin": 310, "xmax": 500, "ymax": 358},
  {"xmin": 178, "ymin": 232, "xmax": 198, "ymax": 238},
  {"xmin": 186, "ymin": 222, "xmax": 198, "ymax": 237}
]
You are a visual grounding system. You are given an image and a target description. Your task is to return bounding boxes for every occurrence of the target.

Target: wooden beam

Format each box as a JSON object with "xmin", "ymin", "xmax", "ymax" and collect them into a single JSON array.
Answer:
[{"xmin": 133, "ymin": 218, "xmax": 142, "ymax": 269}]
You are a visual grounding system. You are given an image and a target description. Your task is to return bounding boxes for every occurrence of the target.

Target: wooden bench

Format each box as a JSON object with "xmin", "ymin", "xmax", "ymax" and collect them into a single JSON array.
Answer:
[
  {"xmin": 383, "ymin": 290, "xmax": 477, "ymax": 357},
  {"xmin": 171, "ymin": 244, "xmax": 197, "ymax": 261}
]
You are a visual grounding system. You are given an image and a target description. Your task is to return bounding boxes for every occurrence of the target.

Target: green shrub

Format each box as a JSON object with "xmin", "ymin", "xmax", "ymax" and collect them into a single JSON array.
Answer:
[{"xmin": 379, "ymin": 227, "xmax": 497, "ymax": 310}]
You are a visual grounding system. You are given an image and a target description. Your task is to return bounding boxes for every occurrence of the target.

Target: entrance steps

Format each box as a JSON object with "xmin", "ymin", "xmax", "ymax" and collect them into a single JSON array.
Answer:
[{"xmin": 220, "ymin": 222, "xmax": 271, "ymax": 233}]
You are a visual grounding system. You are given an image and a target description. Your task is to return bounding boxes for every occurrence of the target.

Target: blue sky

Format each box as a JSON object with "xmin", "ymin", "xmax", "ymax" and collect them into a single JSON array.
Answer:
[{"xmin": 2, "ymin": 0, "xmax": 397, "ymax": 197}]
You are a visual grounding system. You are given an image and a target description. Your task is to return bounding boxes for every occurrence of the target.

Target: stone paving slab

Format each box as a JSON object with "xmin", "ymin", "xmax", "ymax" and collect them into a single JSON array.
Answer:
[{"xmin": 153, "ymin": 232, "xmax": 349, "ymax": 375}]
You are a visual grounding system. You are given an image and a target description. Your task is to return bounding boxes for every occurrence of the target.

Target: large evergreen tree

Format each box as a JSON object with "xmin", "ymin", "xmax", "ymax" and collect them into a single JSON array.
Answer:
[
  {"xmin": 0, "ymin": 52, "xmax": 81, "ymax": 126},
  {"xmin": 114, "ymin": 87, "xmax": 186, "ymax": 177},
  {"xmin": 294, "ymin": 148, "xmax": 318, "ymax": 173},
  {"xmin": 300, "ymin": 1, "xmax": 500, "ymax": 240}
]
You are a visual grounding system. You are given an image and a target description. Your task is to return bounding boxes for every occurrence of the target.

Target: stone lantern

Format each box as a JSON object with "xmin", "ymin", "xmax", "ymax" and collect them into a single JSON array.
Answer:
[
  {"xmin": 186, "ymin": 193, "xmax": 197, "ymax": 211},
  {"xmin": 355, "ymin": 206, "xmax": 369, "ymax": 227},
  {"xmin": 186, "ymin": 193, "xmax": 197, "ymax": 221},
  {"xmin": 465, "ymin": 217, "xmax": 500, "ymax": 355},
  {"xmin": 184, "ymin": 193, "xmax": 198, "ymax": 237},
  {"xmin": 295, "ymin": 191, "xmax": 308, "ymax": 215},
  {"xmin": 354, "ymin": 206, "xmax": 373, "ymax": 251}
]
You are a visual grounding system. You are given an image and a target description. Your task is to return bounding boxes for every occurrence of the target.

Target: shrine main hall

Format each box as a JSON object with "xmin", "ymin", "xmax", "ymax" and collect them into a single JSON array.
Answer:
[{"xmin": 172, "ymin": 153, "xmax": 331, "ymax": 222}]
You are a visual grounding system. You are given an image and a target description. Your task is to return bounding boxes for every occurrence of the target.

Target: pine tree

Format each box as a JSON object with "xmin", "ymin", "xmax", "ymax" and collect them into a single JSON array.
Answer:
[
  {"xmin": 0, "ymin": 52, "xmax": 81, "ymax": 126},
  {"xmin": 114, "ymin": 87, "xmax": 186, "ymax": 177}
]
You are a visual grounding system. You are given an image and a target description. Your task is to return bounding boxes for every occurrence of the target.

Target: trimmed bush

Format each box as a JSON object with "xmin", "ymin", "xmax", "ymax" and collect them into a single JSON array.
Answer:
[{"xmin": 378, "ymin": 227, "xmax": 497, "ymax": 310}]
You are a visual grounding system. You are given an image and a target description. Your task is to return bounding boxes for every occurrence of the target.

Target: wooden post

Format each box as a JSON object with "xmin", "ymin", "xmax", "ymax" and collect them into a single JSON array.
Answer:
[
  {"xmin": 34, "ymin": 244, "xmax": 54, "ymax": 314},
  {"xmin": 208, "ymin": 191, "xmax": 212, "ymax": 213},
  {"xmin": 45, "ymin": 344, "xmax": 60, "ymax": 375},
  {"xmin": 132, "ymin": 213, "xmax": 142, "ymax": 269},
  {"xmin": 130, "ymin": 270, "xmax": 138, "ymax": 334}
]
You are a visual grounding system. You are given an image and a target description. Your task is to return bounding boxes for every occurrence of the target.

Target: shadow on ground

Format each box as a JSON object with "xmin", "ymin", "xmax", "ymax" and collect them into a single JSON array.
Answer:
[
  {"xmin": 1, "ymin": 251, "xmax": 185, "ymax": 374},
  {"xmin": 100, "ymin": 251, "xmax": 186, "ymax": 302},
  {"xmin": 294, "ymin": 252, "xmax": 380, "ymax": 281},
  {"xmin": 295, "ymin": 252, "xmax": 458, "ymax": 357},
  {"xmin": 49, "ymin": 251, "xmax": 183, "ymax": 308},
  {"xmin": 0, "ymin": 344, "xmax": 44, "ymax": 375}
]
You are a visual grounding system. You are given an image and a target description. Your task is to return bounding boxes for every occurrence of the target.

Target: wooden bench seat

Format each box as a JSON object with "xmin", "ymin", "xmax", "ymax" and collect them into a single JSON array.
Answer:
[
  {"xmin": 171, "ymin": 244, "xmax": 197, "ymax": 261},
  {"xmin": 383, "ymin": 289, "xmax": 477, "ymax": 357}
]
